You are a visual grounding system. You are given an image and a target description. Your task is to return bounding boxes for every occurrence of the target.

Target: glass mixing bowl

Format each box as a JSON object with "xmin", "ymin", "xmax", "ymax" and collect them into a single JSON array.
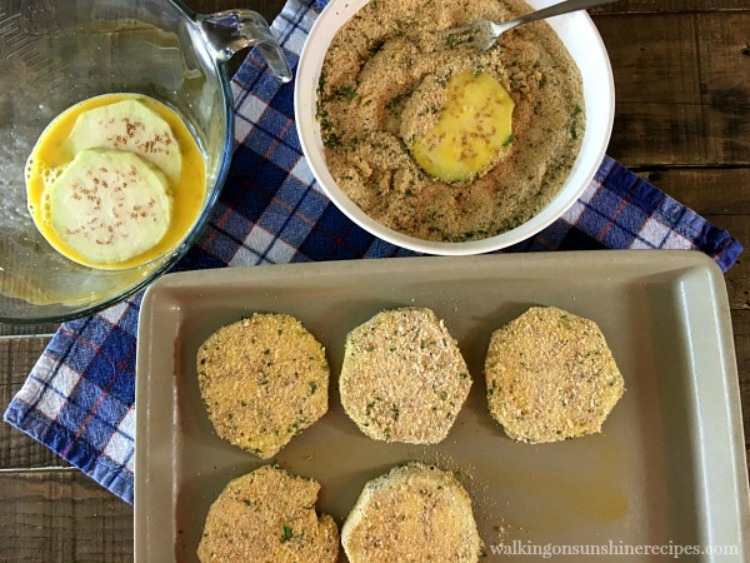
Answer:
[{"xmin": 0, "ymin": 0, "xmax": 291, "ymax": 323}]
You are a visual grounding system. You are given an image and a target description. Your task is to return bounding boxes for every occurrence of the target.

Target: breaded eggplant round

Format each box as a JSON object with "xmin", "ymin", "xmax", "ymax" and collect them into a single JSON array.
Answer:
[
  {"xmin": 197, "ymin": 313, "xmax": 329, "ymax": 458},
  {"xmin": 339, "ymin": 308, "xmax": 471, "ymax": 444},
  {"xmin": 342, "ymin": 462, "xmax": 482, "ymax": 563},
  {"xmin": 197, "ymin": 465, "xmax": 339, "ymax": 562},
  {"xmin": 485, "ymin": 306, "xmax": 625, "ymax": 443}
]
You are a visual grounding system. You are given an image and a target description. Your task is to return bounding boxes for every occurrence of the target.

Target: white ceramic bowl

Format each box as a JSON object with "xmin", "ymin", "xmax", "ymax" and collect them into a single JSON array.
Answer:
[{"xmin": 295, "ymin": 0, "xmax": 615, "ymax": 255}]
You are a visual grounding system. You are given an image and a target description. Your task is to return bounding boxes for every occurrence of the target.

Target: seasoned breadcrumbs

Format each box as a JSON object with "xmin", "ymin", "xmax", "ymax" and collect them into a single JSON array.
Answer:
[
  {"xmin": 196, "ymin": 313, "xmax": 329, "ymax": 458},
  {"xmin": 339, "ymin": 308, "xmax": 471, "ymax": 444},
  {"xmin": 197, "ymin": 465, "xmax": 339, "ymax": 563},
  {"xmin": 484, "ymin": 306, "xmax": 625, "ymax": 443},
  {"xmin": 317, "ymin": 0, "xmax": 585, "ymax": 241},
  {"xmin": 342, "ymin": 462, "xmax": 482, "ymax": 563}
]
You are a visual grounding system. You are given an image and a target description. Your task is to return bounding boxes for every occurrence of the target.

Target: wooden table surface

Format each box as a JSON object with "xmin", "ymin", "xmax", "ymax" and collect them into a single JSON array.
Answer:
[{"xmin": 1, "ymin": 0, "xmax": 749, "ymax": 561}]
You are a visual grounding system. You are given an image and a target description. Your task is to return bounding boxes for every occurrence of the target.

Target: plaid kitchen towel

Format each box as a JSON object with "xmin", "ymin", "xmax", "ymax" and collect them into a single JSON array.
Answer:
[{"xmin": 4, "ymin": 0, "xmax": 743, "ymax": 505}]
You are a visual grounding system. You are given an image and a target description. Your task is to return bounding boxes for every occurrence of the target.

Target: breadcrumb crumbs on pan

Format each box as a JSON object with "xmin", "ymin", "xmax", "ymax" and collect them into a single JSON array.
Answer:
[
  {"xmin": 196, "ymin": 313, "xmax": 330, "ymax": 458},
  {"xmin": 484, "ymin": 306, "xmax": 625, "ymax": 443},
  {"xmin": 197, "ymin": 465, "xmax": 339, "ymax": 563},
  {"xmin": 339, "ymin": 308, "xmax": 471, "ymax": 444},
  {"xmin": 342, "ymin": 462, "xmax": 483, "ymax": 563}
]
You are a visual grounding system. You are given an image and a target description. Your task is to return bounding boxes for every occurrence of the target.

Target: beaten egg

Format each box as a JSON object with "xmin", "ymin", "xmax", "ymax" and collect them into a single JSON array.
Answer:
[
  {"xmin": 26, "ymin": 93, "xmax": 206, "ymax": 269},
  {"xmin": 411, "ymin": 71, "xmax": 514, "ymax": 184}
]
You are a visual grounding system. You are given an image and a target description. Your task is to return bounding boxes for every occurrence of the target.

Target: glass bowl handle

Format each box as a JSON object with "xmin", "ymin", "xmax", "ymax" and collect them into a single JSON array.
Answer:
[{"xmin": 198, "ymin": 10, "xmax": 293, "ymax": 83}]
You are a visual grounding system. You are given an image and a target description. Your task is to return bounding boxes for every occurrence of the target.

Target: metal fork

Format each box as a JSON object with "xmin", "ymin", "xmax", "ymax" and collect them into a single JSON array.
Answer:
[{"xmin": 445, "ymin": 0, "xmax": 620, "ymax": 51}]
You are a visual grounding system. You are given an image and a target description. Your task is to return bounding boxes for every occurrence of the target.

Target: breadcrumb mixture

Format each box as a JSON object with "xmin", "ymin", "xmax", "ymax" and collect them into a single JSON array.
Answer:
[
  {"xmin": 342, "ymin": 462, "xmax": 482, "ymax": 563},
  {"xmin": 197, "ymin": 313, "xmax": 330, "ymax": 458},
  {"xmin": 339, "ymin": 308, "xmax": 471, "ymax": 444},
  {"xmin": 197, "ymin": 465, "xmax": 339, "ymax": 563},
  {"xmin": 484, "ymin": 306, "xmax": 625, "ymax": 443},
  {"xmin": 318, "ymin": 0, "xmax": 584, "ymax": 242}
]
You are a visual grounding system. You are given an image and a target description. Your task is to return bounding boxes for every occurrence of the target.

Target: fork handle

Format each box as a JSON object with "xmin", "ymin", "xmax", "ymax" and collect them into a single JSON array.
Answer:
[{"xmin": 502, "ymin": 0, "xmax": 620, "ymax": 31}]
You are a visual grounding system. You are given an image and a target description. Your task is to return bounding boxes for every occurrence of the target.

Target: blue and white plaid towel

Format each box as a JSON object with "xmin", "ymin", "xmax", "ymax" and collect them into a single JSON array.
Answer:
[{"xmin": 4, "ymin": 0, "xmax": 743, "ymax": 505}]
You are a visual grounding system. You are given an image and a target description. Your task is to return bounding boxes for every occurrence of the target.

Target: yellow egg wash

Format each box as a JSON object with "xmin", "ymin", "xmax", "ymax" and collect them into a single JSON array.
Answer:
[
  {"xmin": 410, "ymin": 71, "xmax": 514, "ymax": 183},
  {"xmin": 25, "ymin": 93, "xmax": 206, "ymax": 269}
]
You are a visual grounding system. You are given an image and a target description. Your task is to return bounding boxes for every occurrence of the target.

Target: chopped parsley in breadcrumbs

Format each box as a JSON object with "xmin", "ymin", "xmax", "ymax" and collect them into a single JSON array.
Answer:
[
  {"xmin": 197, "ymin": 313, "xmax": 330, "ymax": 458},
  {"xmin": 484, "ymin": 306, "xmax": 625, "ymax": 443},
  {"xmin": 339, "ymin": 308, "xmax": 471, "ymax": 444},
  {"xmin": 197, "ymin": 465, "xmax": 339, "ymax": 562},
  {"xmin": 342, "ymin": 462, "xmax": 482, "ymax": 562},
  {"xmin": 317, "ymin": 0, "xmax": 584, "ymax": 241}
]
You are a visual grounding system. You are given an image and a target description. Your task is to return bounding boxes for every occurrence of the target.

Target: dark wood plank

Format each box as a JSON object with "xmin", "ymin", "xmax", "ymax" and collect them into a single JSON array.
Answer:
[
  {"xmin": 596, "ymin": 12, "xmax": 701, "ymax": 166},
  {"xmin": 704, "ymin": 215, "xmax": 749, "ymax": 311},
  {"xmin": 742, "ymin": 380, "xmax": 750, "ymax": 447},
  {"xmin": 696, "ymin": 12, "xmax": 750, "ymax": 111},
  {"xmin": 734, "ymin": 310, "xmax": 750, "ymax": 383},
  {"xmin": 0, "ymin": 324, "xmax": 58, "ymax": 337},
  {"xmin": 0, "ymin": 470, "xmax": 132, "ymax": 563},
  {"xmin": 0, "ymin": 337, "xmax": 66, "ymax": 470},
  {"xmin": 598, "ymin": 13, "xmax": 701, "ymax": 106},
  {"xmin": 732, "ymin": 309, "xmax": 750, "ymax": 386},
  {"xmin": 731, "ymin": 310, "xmax": 750, "ymax": 447},
  {"xmin": 685, "ymin": 9, "xmax": 750, "ymax": 152},
  {"xmin": 0, "ymin": 1, "xmax": 747, "ymax": 561},
  {"xmin": 591, "ymin": 0, "xmax": 749, "ymax": 14},
  {"xmin": 595, "ymin": 12, "xmax": 750, "ymax": 167},
  {"xmin": 635, "ymin": 168, "xmax": 750, "ymax": 216},
  {"xmin": 606, "ymin": 102, "xmax": 705, "ymax": 167}
]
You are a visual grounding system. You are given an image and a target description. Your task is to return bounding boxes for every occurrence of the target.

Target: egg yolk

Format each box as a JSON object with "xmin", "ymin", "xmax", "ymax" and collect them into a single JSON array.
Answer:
[{"xmin": 411, "ymin": 71, "xmax": 514, "ymax": 183}]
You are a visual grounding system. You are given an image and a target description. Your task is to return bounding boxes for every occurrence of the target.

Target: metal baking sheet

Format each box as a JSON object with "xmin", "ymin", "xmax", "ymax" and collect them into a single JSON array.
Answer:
[{"xmin": 135, "ymin": 251, "xmax": 750, "ymax": 562}]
